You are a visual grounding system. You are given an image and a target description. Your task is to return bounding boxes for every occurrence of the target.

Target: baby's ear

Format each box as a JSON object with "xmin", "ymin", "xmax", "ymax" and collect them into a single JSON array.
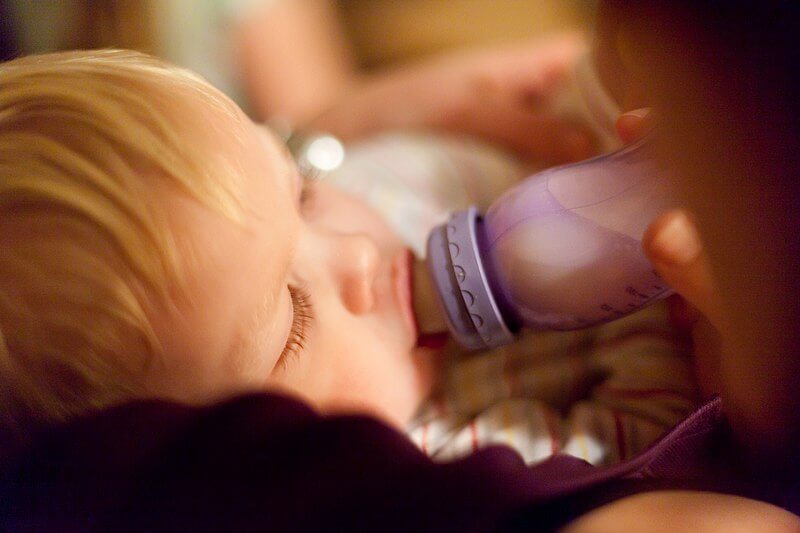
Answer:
[{"xmin": 615, "ymin": 108, "xmax": 652, "ymax": 144}]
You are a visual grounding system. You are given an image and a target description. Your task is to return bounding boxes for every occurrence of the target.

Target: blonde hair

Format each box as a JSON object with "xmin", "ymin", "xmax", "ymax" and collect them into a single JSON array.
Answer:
[{"xmin": 0, "ymin": 50, "xmax": 243, "ymax": 447}]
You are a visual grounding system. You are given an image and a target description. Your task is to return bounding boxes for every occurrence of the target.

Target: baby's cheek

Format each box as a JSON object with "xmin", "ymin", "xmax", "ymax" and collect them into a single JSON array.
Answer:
[{"xmin": 411, "ymin": 346, "xmax": 443, "ymax": 399}]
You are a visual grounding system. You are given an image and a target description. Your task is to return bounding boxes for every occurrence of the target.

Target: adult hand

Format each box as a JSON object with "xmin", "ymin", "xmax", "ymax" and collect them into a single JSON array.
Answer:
[
  {"xmin": 310, "ymin": 34, "xmax": 595, "ymax": 165},
  {"xmin": 620, "ymin": 109, "xmax": 725, "ymax": 397}
]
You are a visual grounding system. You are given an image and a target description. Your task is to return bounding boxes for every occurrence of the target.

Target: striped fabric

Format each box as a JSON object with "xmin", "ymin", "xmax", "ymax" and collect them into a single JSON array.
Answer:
[{"xmin": 408, "ymin": 301, "xmax": 697, "ymax": 466}]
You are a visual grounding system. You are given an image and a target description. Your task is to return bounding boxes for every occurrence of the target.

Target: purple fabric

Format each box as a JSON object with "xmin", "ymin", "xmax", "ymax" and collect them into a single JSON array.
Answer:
[
  {"xmin": 1, "ymin": 393, "xmax": 796, "ymax": 530},
  {"xmin": 0, "ymin": 1, "xmax": 19, "ymax": 62}
]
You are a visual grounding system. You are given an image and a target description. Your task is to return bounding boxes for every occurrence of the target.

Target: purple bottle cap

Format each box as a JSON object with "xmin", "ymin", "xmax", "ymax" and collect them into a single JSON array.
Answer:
[{"xmin": 425, "ymin": 207, "xmax": 516, "ymax": 350}]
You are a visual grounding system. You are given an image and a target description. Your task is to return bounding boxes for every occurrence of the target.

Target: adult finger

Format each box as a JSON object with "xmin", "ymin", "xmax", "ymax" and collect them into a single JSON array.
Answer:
[
  {"xmin": 615, "ymin": 108, "xmax": 653, "ymax": 144},
  {"xmin": 642, "ymin": 209, "xmax": 719, "ymax": 322},
  {"xmin": 642, "ymin": 209, "xmax": 722, "ymax": 324}
]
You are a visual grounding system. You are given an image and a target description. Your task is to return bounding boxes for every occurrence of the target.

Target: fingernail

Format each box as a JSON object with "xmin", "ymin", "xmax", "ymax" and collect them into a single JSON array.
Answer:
[
  {"xmin": 620, "ymin": 108, "xmax": 650, "ymax": 120},
  {"xmin": 651, "ymin": 211, "xmax": 702, "ymax": 265}
]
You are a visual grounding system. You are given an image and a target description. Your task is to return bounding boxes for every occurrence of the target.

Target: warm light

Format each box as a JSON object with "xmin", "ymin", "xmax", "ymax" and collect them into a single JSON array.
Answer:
[{"xmin": 305, "ymin": 135, "xmax": 345, "ymax": 172}]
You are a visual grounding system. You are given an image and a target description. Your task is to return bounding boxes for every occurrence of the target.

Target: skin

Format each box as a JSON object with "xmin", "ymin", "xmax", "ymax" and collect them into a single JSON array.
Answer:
[
  {"xmin": 144, "ymin": 89, "xmax": 437, "ymax": 429},
  {"xmin": 564, "ymin": 490, "xmax": 800, "ymax": 533},
  {"xmin": 235, "ymin": 0, "xmax": 357, "ymax": 125}
]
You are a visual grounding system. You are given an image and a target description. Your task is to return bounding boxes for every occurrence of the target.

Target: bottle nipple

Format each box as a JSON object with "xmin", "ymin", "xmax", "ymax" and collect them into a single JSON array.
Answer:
[{"xmin": 412, "ymin": 259, "xmax": 448, "ymax": 336}]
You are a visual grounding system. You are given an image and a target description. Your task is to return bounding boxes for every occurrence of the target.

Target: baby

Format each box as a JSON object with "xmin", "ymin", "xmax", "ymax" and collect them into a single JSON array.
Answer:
[{"xmin": 0, "ymin": 49, "xmax": 696, "ymax": 466}]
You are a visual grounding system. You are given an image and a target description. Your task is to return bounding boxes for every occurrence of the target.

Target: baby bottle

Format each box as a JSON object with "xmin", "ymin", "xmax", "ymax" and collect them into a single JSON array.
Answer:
[{"xmin": 417, "ymin": 137, "xmax": 678, "ymax": 351}]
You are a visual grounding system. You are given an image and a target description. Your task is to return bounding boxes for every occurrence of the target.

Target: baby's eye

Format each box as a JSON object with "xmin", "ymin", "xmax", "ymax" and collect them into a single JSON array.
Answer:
[{"xmin": 276, "ymin": 284, "xmax": 313, "ymax": 370}]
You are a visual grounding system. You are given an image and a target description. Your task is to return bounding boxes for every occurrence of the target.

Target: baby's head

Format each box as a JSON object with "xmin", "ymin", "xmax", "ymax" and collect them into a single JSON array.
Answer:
[{"xmin": 0, "ymin": 50, "xmax": 433, "ymax": 446}]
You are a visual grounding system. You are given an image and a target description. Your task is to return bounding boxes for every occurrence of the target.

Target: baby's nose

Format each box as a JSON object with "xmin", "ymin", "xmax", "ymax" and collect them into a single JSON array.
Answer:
[{"xmin": 336, "ymin": 234, "xmax": 380, "ymax": 315}]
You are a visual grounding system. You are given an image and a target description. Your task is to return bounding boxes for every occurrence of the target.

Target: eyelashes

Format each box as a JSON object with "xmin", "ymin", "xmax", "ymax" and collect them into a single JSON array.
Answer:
[
  {"xmin": 276, "ymin": 165, "xmax": 316, "ymax": 370},
  {"xmin": 277, "ymin": 284, "xmax": 313, "ymax": 369}
]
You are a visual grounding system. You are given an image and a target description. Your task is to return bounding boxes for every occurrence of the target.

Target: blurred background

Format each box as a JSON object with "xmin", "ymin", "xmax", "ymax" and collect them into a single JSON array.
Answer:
[{"xmin": 1, "ymin": 0, "xmax": 595, "ymax": 120}]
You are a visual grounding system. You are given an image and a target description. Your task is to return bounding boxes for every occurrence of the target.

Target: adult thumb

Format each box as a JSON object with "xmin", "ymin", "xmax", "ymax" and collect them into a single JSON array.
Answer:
[{"xmin": 642, "ymin": 209, "xmax": 721, "ymax": 324}]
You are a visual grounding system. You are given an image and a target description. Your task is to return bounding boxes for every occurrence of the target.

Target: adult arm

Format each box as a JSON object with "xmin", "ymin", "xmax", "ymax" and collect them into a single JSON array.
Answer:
[
  {"xmin": 234, "ymin": 2, "xmax": 593, "ymax": 164},
  {"xmin": 234, "ymin": 0, "xmax": 358, "ymax": 125},
  {"xmin": 310, "ymin": 34, "xmax": 594, "ymax": 164}
]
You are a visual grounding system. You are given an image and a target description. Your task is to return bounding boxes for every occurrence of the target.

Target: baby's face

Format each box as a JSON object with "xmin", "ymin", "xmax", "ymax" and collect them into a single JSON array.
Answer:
[{"xmin": 145, "ymin": 91, "xmax": 436, "ymax": 427}]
